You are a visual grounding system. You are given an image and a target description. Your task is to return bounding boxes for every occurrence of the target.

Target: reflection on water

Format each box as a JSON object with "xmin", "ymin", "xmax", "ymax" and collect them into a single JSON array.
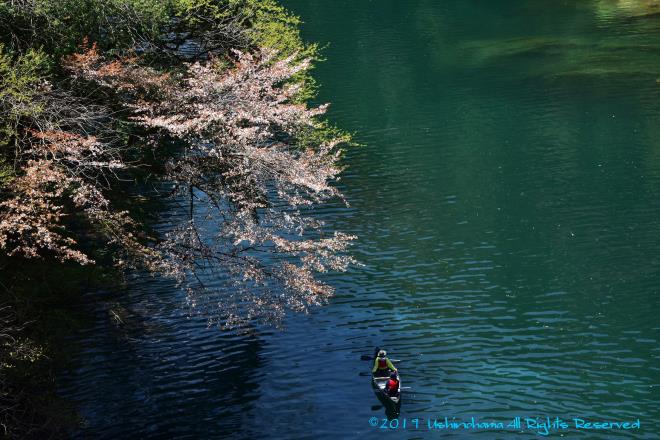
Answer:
[
  {"xmin": 459, "ymin": 1, "xmax": 660, "ymax": 79},
  {"xmin": 596, "ymin": 0, "xmax": 660, "ymax": 19},
  {"xmin": 461, "ymin": 36, "xmax": 660, "ymax": 79},
  {"xmin": 58, "ymin": 1, "xmax": 660, "ymax": 438}
]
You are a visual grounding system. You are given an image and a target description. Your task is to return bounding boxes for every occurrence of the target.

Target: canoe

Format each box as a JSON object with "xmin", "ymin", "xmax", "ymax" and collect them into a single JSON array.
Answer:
[{"xmin": 372, "ymin": 372, "xmax": 401, "ymax": 406}]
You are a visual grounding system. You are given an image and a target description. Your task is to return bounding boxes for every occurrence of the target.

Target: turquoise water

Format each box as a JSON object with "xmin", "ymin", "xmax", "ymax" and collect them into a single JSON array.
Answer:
[{"xmin": 59, "ymin": 2, "xmax": 660, "ymax": 438}]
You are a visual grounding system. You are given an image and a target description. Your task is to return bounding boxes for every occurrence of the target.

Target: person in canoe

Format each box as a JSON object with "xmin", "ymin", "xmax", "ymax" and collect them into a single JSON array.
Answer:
[
  {"xmin": 385, "ymin": 371, "xmax": 400, "ymax": 397},
  {"xmin": 372, "ymin": 350, "xmax": 397, "ymax": 378}
]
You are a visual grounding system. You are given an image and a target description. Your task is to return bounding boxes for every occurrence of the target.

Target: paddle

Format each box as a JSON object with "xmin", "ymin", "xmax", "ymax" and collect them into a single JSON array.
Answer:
[{"xmin": 360, "ymin": 355, "xmax": 401, "ymax": 362}]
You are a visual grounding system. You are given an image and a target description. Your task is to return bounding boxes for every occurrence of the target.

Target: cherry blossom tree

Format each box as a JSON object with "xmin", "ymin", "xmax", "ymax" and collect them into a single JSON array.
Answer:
[
  {"xmin": 60, "ymin": 44, "xmax": 355, "ymax": 326},
  {"xmin": 1, "ymin": 33, "xmax": 354, "ymax": 328}
]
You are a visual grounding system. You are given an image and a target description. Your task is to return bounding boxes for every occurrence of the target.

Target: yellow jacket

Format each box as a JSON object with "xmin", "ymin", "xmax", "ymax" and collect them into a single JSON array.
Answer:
[{"xmin": 372, "ymin": 357, "xmax": 396, "ymax": 373}]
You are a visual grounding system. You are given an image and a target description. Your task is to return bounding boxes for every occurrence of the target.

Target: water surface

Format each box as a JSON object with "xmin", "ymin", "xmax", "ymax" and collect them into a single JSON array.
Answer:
[{"xmin": 59, "ymin": 1, "xmax": 660, "ymax": 438}]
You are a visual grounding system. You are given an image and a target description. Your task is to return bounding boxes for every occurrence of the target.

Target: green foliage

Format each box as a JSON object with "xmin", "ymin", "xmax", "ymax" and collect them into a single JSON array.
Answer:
[
  {"xmin": 165, "ymin": 0, "xmax": 320, "ymax": 101},
  {"xmin": 296, "ymin": 119, "xmax": 351, "ymax": 152},
  {"xmin": 0, "ymin": 0, "xmax": 173, "ymax": 56},
  {"xmin": 0, "ymin": 45, "xmax": 49, "ymax": 146},
  {"xmin": 227, "ymin": 0, "xmax": 320, "ymax": 101},
  {"xmin": 170, "ymin": 0, "xmax": 307, "ymax": 54},
  {"xmin": 0, "ymin": 0, "xmax": 320, "ymax": 104},
  {"xmin": 0, "ymin": 158, "xmax": 14, "ymax": 185},
  {"xmin": 231, "ymin": 0, "xmax": 304, "ymax": 54},
  {"xmin": 173, "ymin": 0, "xmax": 224, "ymax": 20}
]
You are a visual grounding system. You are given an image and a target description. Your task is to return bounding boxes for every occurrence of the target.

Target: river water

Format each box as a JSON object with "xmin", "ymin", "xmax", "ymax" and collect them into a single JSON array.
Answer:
[{"xmin": 58, "ymin": 1, "xmax": 660, "ymax": 438}]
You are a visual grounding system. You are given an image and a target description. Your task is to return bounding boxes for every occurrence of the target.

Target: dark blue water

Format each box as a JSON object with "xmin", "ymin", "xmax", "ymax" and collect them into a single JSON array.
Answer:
[{"xmin": 58, "ymin": 2, "xmax": 660, "ymax": 438}]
